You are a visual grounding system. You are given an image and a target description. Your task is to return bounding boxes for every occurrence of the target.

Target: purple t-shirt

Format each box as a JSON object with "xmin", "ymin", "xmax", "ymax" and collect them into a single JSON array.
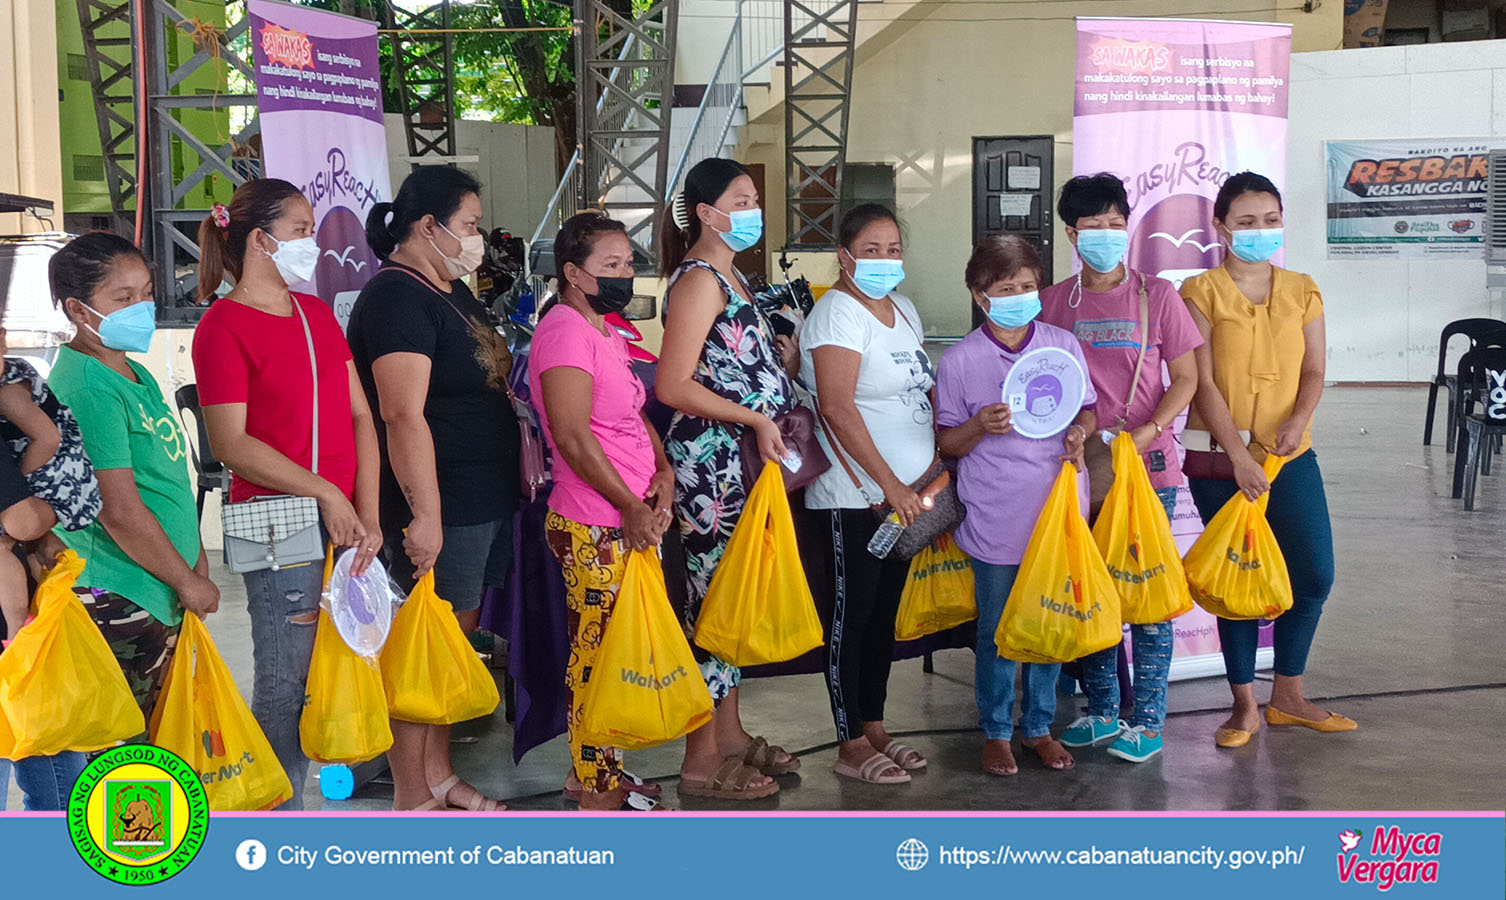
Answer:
[
  {"xmin": 528, "ymin": 304, "xmax": 655, "ymax": 528},
  {"xmin": 936, "ymin": 322, "xmax": 1097, "ymax": 566},
  {"xmin": 1039, "ymin": 271, "xmax": 1203, "ymax": 490}
]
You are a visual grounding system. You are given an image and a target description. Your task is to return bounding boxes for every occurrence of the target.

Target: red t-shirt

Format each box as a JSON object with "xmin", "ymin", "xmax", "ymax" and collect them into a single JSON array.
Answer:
[{"xmin": 192, "ymin": 292, "xmax": 359, "ymax": 502}]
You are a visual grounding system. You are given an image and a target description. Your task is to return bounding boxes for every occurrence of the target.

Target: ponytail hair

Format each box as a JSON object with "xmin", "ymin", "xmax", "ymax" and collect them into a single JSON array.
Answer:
[
  {"xmin": 196, "ymin": 177, "xmax": 305, "ymax": 302},
  {"xmin": 49, "ymin": 231, "xmax": 146, "ymax": 318},
  {"xmin": 365, "ymin": 165, "xmax": 482, "ymax": 260},
  {"xmin": 657, "ymin": 157, "xmax": 749, "ymax": 277}
]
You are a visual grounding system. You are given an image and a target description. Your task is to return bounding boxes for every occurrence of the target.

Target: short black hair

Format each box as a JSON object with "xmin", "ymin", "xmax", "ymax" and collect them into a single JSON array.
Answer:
[
  {"xmin": 1057, "ymin": 173, "xmax": 1131, "ymax": 228},
  {"xmin": 49, "ymin": 231, "xmax": 147, "ymax": 315},
  {"xmin": 837, "ymin": 203, "xmax": 901, "ymax": 250},
  {"xmin": 1213, "ymin": 171, "xmax": 1283, "ymax": 221}
]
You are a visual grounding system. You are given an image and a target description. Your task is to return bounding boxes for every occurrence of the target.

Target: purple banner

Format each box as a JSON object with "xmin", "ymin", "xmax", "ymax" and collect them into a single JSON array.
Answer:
[
  {"xmin": 1074, "ymin": 18, "xmax": 1291, "ymax": 673},
  {"xmin": 249, "ymin": 0, "xmax": 390, "ymax": 328}
]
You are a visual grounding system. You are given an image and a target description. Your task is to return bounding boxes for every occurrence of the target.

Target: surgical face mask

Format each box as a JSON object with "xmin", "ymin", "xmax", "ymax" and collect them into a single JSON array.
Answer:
[
  {"xmin": 1075, "ymin": 228, "xmax": 1129, "ymax": 274},
  {"xmin": 81, "ymin": 300, "xmax": 156, "ymax": 353},
  {"xmin": 264, "ymin": 234, "xmax": 319, "ymax": 286},
  {"xmin": 432, "ymin": 222, "xmax": 485, "ymax": 279},
  {"xmin": 1228, "ymin": 227, "xmax": 1284, "ymax": 263},
  {"xmin": 710, "ymin": 207, "xmax": 763, "ymax": 252},
  {"xmin": 583, "ymin": 274, "xmax": 634, "ymax": 315},
  {"xmin": 985, "ymin": 290, "xmax": 1041, "ymax": 330},
  {"xmin": 845, "ymin": 251, "xmax": 905, "ymax": 299}
]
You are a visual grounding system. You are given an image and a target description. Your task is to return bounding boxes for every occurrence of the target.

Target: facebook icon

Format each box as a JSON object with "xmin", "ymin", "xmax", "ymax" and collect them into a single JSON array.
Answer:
[{"xmin": 236, "ymin": 839, "xmax": 268, "ymax": 871}]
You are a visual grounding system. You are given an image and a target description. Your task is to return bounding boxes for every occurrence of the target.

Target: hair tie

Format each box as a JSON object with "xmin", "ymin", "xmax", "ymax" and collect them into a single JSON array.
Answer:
[
  {"xmin": 210, "ymin": 202, "xmax": 230, "ymax": 234},
  {"xmin": 670, "ymin": 192, "xmax": 690, "ymax": 231}
]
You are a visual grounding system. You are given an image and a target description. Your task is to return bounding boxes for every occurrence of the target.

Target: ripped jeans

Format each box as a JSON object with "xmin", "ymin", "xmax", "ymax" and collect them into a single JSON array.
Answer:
[{"xmin": 243, "ymin": 554, "xmax": 324, "ymax": 811}]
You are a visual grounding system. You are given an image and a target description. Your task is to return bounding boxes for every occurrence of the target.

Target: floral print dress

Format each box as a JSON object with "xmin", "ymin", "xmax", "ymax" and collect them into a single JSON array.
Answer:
[{"xmin": 664, "ymin": 259, "xmax": 798, "ymax": 699}]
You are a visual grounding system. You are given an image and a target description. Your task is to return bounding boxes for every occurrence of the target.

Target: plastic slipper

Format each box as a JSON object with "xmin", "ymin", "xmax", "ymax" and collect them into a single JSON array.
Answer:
[
  {"xmin": 880, "ymin": 740, "xmax": 927, "ymax": 771},
  {"xmin": 678, "ymin": 757, "xmax": 780, "ymax": 800},
  {"xmin": 834, "ymin": 753, "xmax": 911, "ymax": 785}
]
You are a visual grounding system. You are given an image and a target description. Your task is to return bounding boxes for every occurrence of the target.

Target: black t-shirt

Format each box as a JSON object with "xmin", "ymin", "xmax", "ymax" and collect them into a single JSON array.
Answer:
[{"xmin": 347, "ymin": 262, "xmax": 520, "ymax": 528}]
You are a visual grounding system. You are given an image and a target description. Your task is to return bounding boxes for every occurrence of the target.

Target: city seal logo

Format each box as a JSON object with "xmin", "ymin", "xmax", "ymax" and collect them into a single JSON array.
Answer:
[{"xmin": 68, "ymin": 745, "xmax": 208, "ymax": 886}]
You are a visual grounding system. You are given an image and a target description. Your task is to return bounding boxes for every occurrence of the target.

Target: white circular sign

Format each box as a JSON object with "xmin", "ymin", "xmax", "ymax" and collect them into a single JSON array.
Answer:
[
  {"xmin": 1001, "ymin": 346, "xmax": 1088, "ymax": 439},
  {"xmin": 325, "ymin": 548, "xmax": 394, "ymax": 657}
]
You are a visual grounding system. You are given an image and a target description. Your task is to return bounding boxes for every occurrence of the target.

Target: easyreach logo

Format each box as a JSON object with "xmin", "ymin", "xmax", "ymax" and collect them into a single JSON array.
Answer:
[
  {"xmin": 68, "ymin": 745, "xmax": 209, "ymax": 886},
  {"xmin": 1336, "ymin": 826, "xmax": 1441, "ymax": 891}
]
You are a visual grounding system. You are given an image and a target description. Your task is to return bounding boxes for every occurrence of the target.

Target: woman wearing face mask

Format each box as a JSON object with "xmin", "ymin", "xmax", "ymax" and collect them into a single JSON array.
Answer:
[
  {"xmin": 193, "ymin": 178, "xmax": 383, "ymax": 810},
  {"xmin": 654, "ymin": 157, "xmax": 800, "ymax": 800},
  {"xmin": 45, "ymin": 234, "xmax": 217, "ymax": 729},
  {"xmin": 1038, "ymin": 173, "xmax": 1203, "ymax": 764},
  {"xmin": 800, "ymin": 203, "xmax": 933, "ymax": 784},
  {"xmin": 936, "ymin": 235, "xmax": 1096, "ymax": 777},
  {"xmin": 531, "ymin": 213, "xmax": 676, "ymax": 811},
  {"xmin": 1180, "ymin": 172, "xmax": 1353, "ymax": 749},
  {"xmin": 346, "ymin": 166, "xmax": 517, "ymax": 811}
]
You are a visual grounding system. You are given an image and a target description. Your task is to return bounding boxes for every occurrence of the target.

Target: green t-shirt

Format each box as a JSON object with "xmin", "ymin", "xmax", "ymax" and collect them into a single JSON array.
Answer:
[{"xmin": 47, "ymin": 346, "xmax": 200, "ymax": 625}]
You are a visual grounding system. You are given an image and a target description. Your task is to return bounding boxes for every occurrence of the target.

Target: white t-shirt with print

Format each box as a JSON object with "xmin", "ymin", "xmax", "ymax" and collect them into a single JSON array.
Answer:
[{"xmin": 800, "ymin": 289, "xmax": 936, "ymax": 510}]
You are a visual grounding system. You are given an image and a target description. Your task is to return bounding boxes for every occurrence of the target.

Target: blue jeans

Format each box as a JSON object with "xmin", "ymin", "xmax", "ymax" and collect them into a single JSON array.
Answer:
[
  {"xmin": 0, "ymin": 752, "xmax": 86, "ymax": 811},
  {"xmin": 1079, "ymin": 487, "xmax": 1179, "ymax": 732},
  {"xmin": 1188, "ymin": 449, "xmax": 1335, "ymax": 685},
  {"xmin": 243, "ymin": 557, "xmax": 324, "ymax": 811},
  {"xmin": 973, "ymin": 560, "xmax": 1059, "ymax": 741}
]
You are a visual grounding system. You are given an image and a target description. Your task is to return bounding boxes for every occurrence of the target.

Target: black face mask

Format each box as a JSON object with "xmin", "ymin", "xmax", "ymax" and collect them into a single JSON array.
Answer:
[{"xmin": 585, "ymin": 275, "xmax": 634, "ymax": 314}]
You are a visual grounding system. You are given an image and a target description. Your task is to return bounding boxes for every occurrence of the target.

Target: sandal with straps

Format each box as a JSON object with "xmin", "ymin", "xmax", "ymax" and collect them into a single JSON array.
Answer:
[
  {"xmin": 879, "ymin": 740, "xmax": 927, "ymax": 772},
  {"xmin": 678, "ymin": 757, "xmax": 780, "ymax": 800},
  {"xmin": 739, "ymin": 736, "xmax": 801, "ymax": 776},
  {"xmin": 429, "ymin": 774, "xmax": 507, "ymax": 811},
  {"xmin": 834, "ymin": 753, "xmax": 911, "ymax": 785}
]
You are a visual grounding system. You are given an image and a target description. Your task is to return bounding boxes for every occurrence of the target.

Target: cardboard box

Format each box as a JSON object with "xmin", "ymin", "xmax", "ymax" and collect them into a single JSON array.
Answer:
[{"xmin": 1343, "ymin": 0, "xmax": 1390, "ymax": 48}]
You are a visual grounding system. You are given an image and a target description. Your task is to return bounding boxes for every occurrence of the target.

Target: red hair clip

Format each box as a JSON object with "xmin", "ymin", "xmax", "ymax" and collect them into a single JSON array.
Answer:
[{"xmin": 210, "ymin": 202, "xmax": 230, "ymax": 233}]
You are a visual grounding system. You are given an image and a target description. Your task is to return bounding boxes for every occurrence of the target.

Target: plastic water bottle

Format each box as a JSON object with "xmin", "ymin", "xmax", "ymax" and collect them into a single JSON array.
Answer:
[{"xmin": 867, "ymin": 513, "xmax": 904, "ymax": 559}]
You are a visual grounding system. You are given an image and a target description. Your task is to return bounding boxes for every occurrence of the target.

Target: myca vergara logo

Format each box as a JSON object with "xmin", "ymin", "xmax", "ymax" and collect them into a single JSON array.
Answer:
[
  {"xmin": 1336, "ymin": 825, "xmax": 1441, "ymax": 891},
  {"xmin": 68, "ymin": 744, "xmax": 208, "ymax": 886}
]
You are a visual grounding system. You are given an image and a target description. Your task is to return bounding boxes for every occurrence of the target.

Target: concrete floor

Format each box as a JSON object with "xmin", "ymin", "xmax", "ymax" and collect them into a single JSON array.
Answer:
[{"xmin": 7, "ymin": 385, "xmax": 1503, "ymax": 811}]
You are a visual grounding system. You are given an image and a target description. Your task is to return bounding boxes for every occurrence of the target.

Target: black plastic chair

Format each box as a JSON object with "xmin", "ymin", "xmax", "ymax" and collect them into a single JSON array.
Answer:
[
  {"xmin": 1424, "ymin": 318, "xmax": 1506, "ymax": 450},
  {"xmin": 1450, "ymin": 346, "xmax": 1506, "ymax": 510},
  {"xmin": 174, "ymin": 384, "xmax": 230, "ymax": 523}
]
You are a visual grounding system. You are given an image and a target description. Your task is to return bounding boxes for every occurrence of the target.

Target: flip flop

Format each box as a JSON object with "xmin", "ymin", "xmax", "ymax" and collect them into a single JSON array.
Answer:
[
  {"xmin": 879, "ymin": 740, "xmax": 927, "ymax": 771},
  {"xmin": 678, "ymin": 757, "xmax": 780, "ymax": 800},
  {"xmin": 740, "ymin": 736, "xmax": 801, "ymax": 776},
  {"xmin": 834, "ymin": 753, "xmax": 911, "ymax": 785}
]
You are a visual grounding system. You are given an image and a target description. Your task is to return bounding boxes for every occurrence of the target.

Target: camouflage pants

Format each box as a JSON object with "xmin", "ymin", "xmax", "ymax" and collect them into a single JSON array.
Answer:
[{"xmin": 78, "ymin": 588, "xmax": 181, "ymax": 728}]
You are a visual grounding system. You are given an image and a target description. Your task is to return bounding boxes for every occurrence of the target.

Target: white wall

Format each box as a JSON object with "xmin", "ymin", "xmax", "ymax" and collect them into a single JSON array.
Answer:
[
  {"xmin": 1286, "ymin": 41, "xmax": 1506, "ymax": 383},
  {"xmin": 382, "ymin": 115, "xmax": 557, "ymax": 237}
]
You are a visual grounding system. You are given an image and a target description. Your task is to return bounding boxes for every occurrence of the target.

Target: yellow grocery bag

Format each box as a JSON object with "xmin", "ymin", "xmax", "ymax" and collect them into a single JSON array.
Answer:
[
  {"xmin": 301, "ymin": 610, "xmax": 393, "ymax": 764},
  {"xmin": 1092, "ymin": 432, "xmax": 1194, "ymax": 624},
  {"xmin": 380, "ymin": 572, "xmax": 500, "ymax": 725},
  {"xmin": 0, "ymin": 551, "xmax": 144, "ymax": 758},
  {"xmin": 580, "ymin": 549, "xmax": 713, "ymax": 750},
  {"xmin": 894, "ymin": 533, "xmax": 977, "ymax": 641},
  {"xmin": 149, "ymin": 615, "xmax": 292, "ymax": 810},
  {"xmin": 695, "ymin": 461, "xmax": 823, "ymax": 666},
  {"xmin": 1184, "ymin": 454, "xmax": 1293, "ymax": 620},
  {"xmin": 997, "ymin": 462, "xmax": 1122, "ymax": 664}
]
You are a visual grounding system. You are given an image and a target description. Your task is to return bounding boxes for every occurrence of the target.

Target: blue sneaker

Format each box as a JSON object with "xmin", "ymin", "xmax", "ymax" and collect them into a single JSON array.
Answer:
[
  {"xmin": 1106, "ymin": 726, "xmax": 1163, "ymax": 763},
  {"xmin": 1060, "ymin": 715, "xmax": 1124, "ymax": 748}
]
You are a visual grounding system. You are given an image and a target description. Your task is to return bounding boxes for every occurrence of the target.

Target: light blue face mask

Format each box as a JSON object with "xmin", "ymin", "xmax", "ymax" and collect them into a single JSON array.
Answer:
[
  {"xmin": 986, "ymin": 290, "xmax": 1041, "ymax": 330},
  {"xmin": 846, "ymin": 253, "xmax": 905, "ymax": 299},
  {"xmin": 82, "ymin": 300, "xmax": 156, "ymax": 353},
  {"xmin": 1075, "ymin": 228, "xmax": 1129, "ymax": 274},
  {"xmin": 712, "ymin": 208, "xmax": 764, "ymax": 252},
  {"xmin": 1228, "ymin": 227, "xmax": 1284, "ymax": 263}
]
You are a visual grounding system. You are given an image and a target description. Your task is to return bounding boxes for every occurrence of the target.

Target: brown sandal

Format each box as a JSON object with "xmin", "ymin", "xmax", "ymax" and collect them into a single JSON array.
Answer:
[
  {"xmin": 739, "ymin": 736, "xmax": 800, "ymax": 776},
  {"xmin": 1021, "ymin": 736, "xmax": 1075, "ymax": 771},
  {"xmin": 678, "ymin": 757, "xmax": 780, "ymax": 800}
]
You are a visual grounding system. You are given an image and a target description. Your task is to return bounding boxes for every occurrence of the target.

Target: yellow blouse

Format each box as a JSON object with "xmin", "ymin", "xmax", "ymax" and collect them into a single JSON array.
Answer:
[{"xmin": 1181, "ymin": 265, "xmax": 1324, "ymax": 461}]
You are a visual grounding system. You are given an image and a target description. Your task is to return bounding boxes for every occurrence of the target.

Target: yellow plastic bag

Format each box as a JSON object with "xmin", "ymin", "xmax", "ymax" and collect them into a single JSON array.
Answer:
[
  {"xmin": 1184, "ymin": 454, "xmax": 1293, "ymax": 620},
  {"xmin": 1092, "ymin": 432, "xmax": 1194, "ymax": 624},
  {"xmin": 997, "ymin": 462, "xmax": 1122, "ymax": 664},
  {"xmin": 0, "ymin": 551, "xmax": 144, "ymax": 758},
  {"xmin": 894, "ymin": 533, "xmax": 977, "ymax": 641},
  {"xmin": 149, "ymin": 615, "xmax": 292, "ymax": 810},
  {"xmin": 695, "ymin": 461, "xmax": 823, "ymax": 666},
  {"xmin": 580, "ymin": 549, "xmax": 713, "ymax": 750},
  {"xmin": 301, "ymin": 610, "xmax": 393, "ymax": 764},
  {"xmin": 380, "ymin": 572, "xmax": 500, "ymax": 725}
]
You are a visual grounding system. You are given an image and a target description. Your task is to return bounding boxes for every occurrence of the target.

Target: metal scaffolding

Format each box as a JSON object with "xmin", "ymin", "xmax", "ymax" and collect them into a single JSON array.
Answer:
[
  {"xmin": 575, "ymin": 0, "xmax": 677, "ymax": 266},
  {"xmin": 75, "ymin": 0, "xmax": 140, "ymax": 238},
  {"xmin": 783, "ymin": 0, "xmax": 857, "ymax": 249},
  {"xmin": 388, "ymin": 0, "xmax": 459, "ymax": 164}
]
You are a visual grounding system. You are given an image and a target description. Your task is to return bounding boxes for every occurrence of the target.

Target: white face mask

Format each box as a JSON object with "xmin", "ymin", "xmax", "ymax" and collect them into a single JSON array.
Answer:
[
  {"xmin": 431, "ymin": 222, "xmax": 484, "ymax": 279},
  {"xmin": 264, "ymin": 234, "xmax": 319, "ymax": 286}
]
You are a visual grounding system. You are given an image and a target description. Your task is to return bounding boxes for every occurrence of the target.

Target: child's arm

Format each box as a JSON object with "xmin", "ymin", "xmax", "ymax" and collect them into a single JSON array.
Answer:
[{"xmin": 0, "ymin": 384, "xmax": 61, "ymax": 474}]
